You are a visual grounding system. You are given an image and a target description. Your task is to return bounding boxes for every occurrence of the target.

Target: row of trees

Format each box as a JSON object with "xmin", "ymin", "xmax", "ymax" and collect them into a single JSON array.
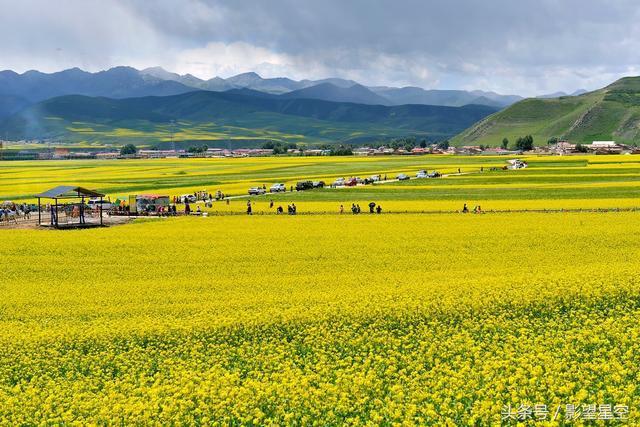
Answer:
[{"xmin": 261, "ymin": 141, "xmax": 298, "ymax": 154}]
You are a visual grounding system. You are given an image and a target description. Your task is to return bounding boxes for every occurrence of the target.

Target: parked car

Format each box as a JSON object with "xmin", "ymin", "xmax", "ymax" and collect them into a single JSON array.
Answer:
[
  {"xmin": 397, "ymin": 173, "xmax": 410, "ymax": 181},
  {"xmin": 270, "ymin": 183, "xmax": 286, "ymax": 193},
  {"xmin": 295, "ymin": 181, "xmax": 314, "ymax": 191},
  {"xmin": 428, "ymin": 171, "xmax": 442, "ymax": 178},
  {"xmin": 344, "ymin": 177, "xmax": 358, "ymax": 187},
  {"xmin": 416, "ymin": 170, "xmax": 428, "ymax": 179},
  {"xmin": 181, "ymin": 194, "xmax": 197, "ymax": 203},
  {"xmin": 88, "ymin": 198, "xmax": 112, "ymax": 210},
  {"xmin": 370, "ymin": 175, "xmax": 381, "ymax": 182},
  {"xmin": 248, "ymin": 187, "xmax": 266, "ymax": 195},
  {"xmin": 312, "ymin": 181, "xmax": 326, "ymax": 188},
  {"xmin": 333, "ymin": 178, "xmax": 346, "ymax": 186}
]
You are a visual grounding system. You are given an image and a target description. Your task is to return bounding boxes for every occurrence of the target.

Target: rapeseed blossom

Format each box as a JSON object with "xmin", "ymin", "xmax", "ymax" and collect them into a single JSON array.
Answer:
[{"xmin": 0, "ymin": 212, "xmax": 638, "ymax": 424}]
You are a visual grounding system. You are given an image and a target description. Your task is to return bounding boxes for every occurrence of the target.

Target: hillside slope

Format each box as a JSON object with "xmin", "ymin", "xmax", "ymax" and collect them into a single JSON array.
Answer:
[
  {"xmin": 1, "ymin": 90, "xmax": 497, "ymax": 147},
  {"xmin": 452, "ymin": 76, "xmax": 640, "ymax": 146}
]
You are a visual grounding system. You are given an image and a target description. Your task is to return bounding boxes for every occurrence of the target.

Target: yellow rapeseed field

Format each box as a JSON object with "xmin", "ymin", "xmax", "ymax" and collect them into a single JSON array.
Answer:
[{"xmin": 1, "ymin": 213, "xmax": 639, "ymax": 425}]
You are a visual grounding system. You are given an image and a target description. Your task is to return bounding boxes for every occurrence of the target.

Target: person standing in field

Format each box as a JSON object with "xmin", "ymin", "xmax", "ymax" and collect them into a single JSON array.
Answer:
[
  {"xmin": 368, "ymin": 202, "xmax": 376, "ymax": 213},
  {"xmin": 270, "ymin": 200, "xmax": 274, "ymax": 208},
  {"xmin": 340, "ymin": 205, "xmax": 344, "ymax": 214},
  {"xmin": 185, "ymin": 202, "xmax": 191, "ymax": 215},
  {"xmin": 462, "ymin": 203, "xmax": 468, "ymax": 213},
  {"xmin": 376, "ymin": 205, "xmax": 382, "ymax": 214},
  {"xmin": 247, "ymin": 201, "xmax": 252, "ymax": 215}
]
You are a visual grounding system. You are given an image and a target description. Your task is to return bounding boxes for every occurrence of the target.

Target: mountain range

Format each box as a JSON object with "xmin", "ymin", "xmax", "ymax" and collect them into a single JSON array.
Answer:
[
  {"xmin": 2, "ymin": 88, "xmax": 497, "ymax": 147},
  {"xmin": 453, "ymin": 76, "xmax": 640, "ymax": 146},
  {"xmin": 0, "ymin": 65, "xmax": 614, "ymax": 148},
  {"xmin": 0, "ymin": 66, "xmax": 524, "ymax": 122}
]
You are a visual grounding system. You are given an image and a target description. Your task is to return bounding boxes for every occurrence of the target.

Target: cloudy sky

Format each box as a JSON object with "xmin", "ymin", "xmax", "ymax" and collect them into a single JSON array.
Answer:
[{"xmin": 2, "ymin": 0, "xmax": 640, "ymax": 96}]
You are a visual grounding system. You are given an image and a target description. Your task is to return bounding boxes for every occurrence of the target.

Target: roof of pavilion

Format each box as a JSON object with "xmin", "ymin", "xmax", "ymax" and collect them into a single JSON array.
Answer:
[{"xmin": 35, "ymin": 186, "xmax": 105, "ymax": 199}]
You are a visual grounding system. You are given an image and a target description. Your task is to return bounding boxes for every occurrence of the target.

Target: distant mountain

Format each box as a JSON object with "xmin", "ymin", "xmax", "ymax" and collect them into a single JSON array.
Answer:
[
  {"xmin": 452, "ymin": 77, "xmax": 640, "ymax": 146},
  {"xmin": 141, "ymin": 66, "xmax": 206, "ymax": 88},
  {"xmin": 0, "ymin": 66, "xmax": 194, "ymax": 105},
  {"xmin": 225, "ymin": 72, "xmax": 303, "ymax": 94},
  {"xmin": 1, "ymin": 90, "xmax": 498, "ymax": 147},
  {"xmin": 136, "ymin": 67, "xmax": 526, "ymax": 108},
  {"xmin": 370, "ymin": 86, "xmax": 522, "ymax": 108},
  {"xmin": 281, "ymin": 83, "xmax": 391, "ymax": 105},
  {"xmin": 0, "ymin": 66, "xmax": 527, "ymax": 115},
  {"xmin": 537, "ymin": 89, "xmax": 589, "ymax": 99}
]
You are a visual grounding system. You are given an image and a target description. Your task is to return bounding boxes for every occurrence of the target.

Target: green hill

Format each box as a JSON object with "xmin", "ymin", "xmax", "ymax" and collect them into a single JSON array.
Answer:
[
  {"xmin": 0, "ymin": 90, "xmax": 497, "ymax": 148},
  {"xmin": 452, "ymin": 76, "xmax": 640, "ymax": 147}
]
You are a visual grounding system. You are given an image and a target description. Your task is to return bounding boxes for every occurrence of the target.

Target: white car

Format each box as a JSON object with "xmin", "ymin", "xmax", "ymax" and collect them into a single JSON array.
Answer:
[
  {"xmin": 181, "ymin": 194, "xmax": 197, "ymax": 203},
  {"xmin": 88, "ymin": 198, "xmax": 112, "ymax": 210},
  {"xmin": 248, "ymin": 187, "xmax": 266, "ymax": 195},
  {"xmin": 416, "ymin": 171, "xmax": 428, "ymax": 179},
  {"xmin": 333, "ymin": 178, "xmax": 346, "ymax": 186},
  {"xmin": 370, "ymin": 175, "xmax": 381, "ymax": 182},
  {"xmin": 270, "ymin": 183, "xmax": 286, "ymax": 193}
]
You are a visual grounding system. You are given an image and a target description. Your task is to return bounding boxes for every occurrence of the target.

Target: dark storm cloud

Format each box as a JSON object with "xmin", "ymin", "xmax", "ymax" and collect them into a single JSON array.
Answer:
[{"xmin": 2, "ymin": 0, "xmax": 640, "ymax": 95}]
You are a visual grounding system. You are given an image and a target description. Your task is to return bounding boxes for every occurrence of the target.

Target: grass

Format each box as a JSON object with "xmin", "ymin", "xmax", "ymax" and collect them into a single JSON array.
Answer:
[{"xmin": 453, "ymin": 76, "xmax": 640, "ymax": 146}]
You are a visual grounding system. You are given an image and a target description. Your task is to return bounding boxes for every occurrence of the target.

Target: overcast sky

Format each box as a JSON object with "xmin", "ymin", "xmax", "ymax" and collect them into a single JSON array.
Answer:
[{"xmin": 2, "ymin": 0, "xmax": 640, "ymax": 96}]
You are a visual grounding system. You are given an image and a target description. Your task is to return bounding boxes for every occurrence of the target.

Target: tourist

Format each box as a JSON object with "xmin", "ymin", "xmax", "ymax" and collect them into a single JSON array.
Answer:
[
  {"xmin": 376, "ymin": 205, "xmax": 382, "ymax": 214},
  {"xmin": 185, "ymin": 202, "xmax": 191, "ymax": 215},
  {"xmin": 462, "ymin": 203, "xmax": 469, "ymax": 213},
  {"xmin": 246, "ymin": 201, "xmax": 252, "ymax": 215},
  {"xmin": 368, "ymin": 202, "xmax": 376, "ymax": 213},
  {"xmin": 340, "ymin": 204, "xmax": 344, "ymax": 214}
]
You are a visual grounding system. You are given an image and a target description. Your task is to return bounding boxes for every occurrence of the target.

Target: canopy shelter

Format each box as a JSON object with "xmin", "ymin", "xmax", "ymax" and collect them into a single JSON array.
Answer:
[{"xmin": 35, "ymin": 186, "xmax": 106, "ymax": 228}]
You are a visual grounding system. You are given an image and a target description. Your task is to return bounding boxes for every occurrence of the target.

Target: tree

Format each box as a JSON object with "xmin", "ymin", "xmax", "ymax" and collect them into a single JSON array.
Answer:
[
  {"xmin": 547, "ymin": 136, "xmax": 558, "ymax": 145},
  {"xmin": 575, "ymin": 143, "xmax": 588, "ymax": 153},
  {"xmin": 501, "ymin": 138, "xmax": 509, "ymax": 149},
  {"xmin": 187, "ymin": 144, "xmax": 208, "ymax": 154},
  {"xmin": 515, "ymin": 135, "xmax": 534, "ymax": 151},
  {"xmin": 330, "ymin": 145, "xmax": 353, "ymax": 156},
  {"xmin": 419, "ymin": 140, "xmax": 427, "ymax": 148},
  {"xmin": 436, "ymin": 140, "xmax": 450, "ymax": 150},
  {"xmin": 120, "ymin": 144, "xmax": 137, "ymax": 156}
]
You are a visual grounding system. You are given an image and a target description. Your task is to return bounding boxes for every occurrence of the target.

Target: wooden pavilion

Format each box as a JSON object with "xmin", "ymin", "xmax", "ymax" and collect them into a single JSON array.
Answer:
[{"xmin": 35, "ymin": 186, "xmax": 105, "ymax": 228}]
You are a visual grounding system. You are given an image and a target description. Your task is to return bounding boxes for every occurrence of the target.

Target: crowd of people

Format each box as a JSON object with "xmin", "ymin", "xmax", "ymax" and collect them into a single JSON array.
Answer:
[{"xmin": 0, "ymin": 202, "xmax": 34, "ymax": 224}]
